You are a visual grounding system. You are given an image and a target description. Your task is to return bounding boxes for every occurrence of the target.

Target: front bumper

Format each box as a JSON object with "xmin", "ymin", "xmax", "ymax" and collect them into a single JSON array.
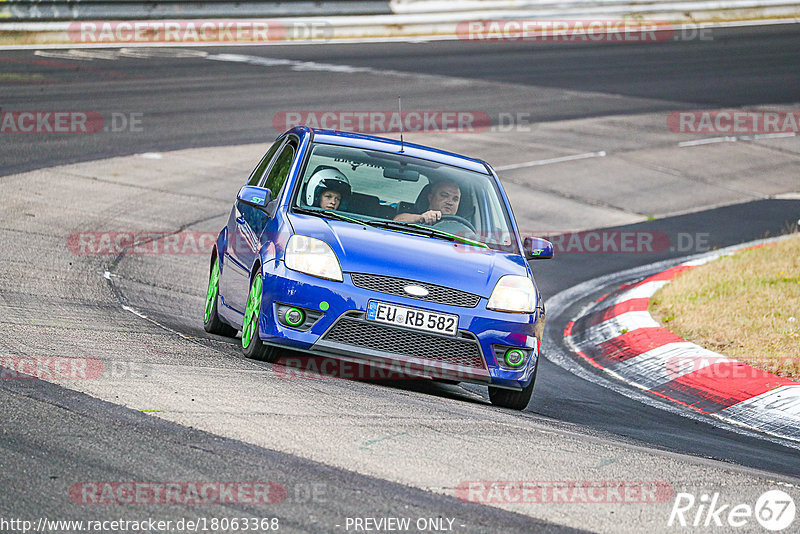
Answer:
[{"xmin": 258, "ymin": 260, "xmax": 541, "ymax": 389}]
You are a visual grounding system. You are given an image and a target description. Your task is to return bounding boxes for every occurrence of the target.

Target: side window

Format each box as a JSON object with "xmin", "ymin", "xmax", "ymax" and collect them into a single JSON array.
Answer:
[
  {"xmin": 262, "ymin": 138, "xmax": 298, "ymax": 199},
  {"xmin": 247, "ymin": 139, "xmax": 284, "ymax": 186}
]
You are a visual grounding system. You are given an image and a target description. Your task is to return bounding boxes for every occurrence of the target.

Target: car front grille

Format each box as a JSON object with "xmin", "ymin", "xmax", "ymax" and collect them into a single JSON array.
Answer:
[
  {"xmin": 350, "ymin": 272, "xmax": 481, "ymax": 308},
  {"xmin": 322, "ymin": 316, "xmax": 486, "ymax": 369}
]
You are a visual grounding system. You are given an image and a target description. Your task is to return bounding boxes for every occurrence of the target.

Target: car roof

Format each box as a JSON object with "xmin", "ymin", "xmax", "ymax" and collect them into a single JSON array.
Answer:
[{"xmin": 304, "ymin": 128, "xmax": 491, "ymax": 175}]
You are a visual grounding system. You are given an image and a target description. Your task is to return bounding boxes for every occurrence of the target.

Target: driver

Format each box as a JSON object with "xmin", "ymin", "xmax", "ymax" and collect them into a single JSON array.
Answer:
[{"xmin": 394, "ymin": 179, "xmax": 461, "ymax": 224}]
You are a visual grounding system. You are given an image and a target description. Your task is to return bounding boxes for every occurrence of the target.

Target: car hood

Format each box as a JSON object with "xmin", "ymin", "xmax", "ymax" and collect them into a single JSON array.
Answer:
[{"xmin": 287, "ymin": 213, "xmax": 529, "ymax": 297}]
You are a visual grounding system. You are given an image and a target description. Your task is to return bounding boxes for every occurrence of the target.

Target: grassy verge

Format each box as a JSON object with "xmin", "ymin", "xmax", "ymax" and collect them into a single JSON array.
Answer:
[{"xmin": 650, "ymin": 234, "xmax": 800, "ymax": 380}]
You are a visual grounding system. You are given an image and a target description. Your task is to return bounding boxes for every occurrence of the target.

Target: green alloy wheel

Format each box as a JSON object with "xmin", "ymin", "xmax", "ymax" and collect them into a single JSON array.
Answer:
[
  {"xmin": 203, "ymin": 255, "xmax": 237, "ymax": 337},
  {"xmin": 242, "ymin": 272, "xmax": 279, "ymax": 362}
]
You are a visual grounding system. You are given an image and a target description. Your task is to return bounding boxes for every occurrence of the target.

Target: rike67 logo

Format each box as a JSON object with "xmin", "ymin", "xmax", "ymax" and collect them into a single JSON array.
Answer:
[{"xmin": 668, "ymin": 489, "xmax": 795, "ymax": 531}]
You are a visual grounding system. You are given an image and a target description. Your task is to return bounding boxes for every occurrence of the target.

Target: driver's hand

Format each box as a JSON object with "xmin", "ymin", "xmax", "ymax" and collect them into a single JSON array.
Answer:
[{"xmin": 418, "ymin": 210, "xmax": 442, "ymax": 224}]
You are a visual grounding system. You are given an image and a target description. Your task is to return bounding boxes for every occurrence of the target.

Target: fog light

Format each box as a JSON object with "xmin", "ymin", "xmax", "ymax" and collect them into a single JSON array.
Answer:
[
  {"xmin": 504, "ymin": 349, "xmax": 525, "ymax": 368},
  {"xmin": 284, "ymin": 307, "xmax": 305, "ymax": 327}
]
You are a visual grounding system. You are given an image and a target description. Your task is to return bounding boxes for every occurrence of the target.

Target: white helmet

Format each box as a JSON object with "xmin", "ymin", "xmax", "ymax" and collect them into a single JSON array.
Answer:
[{"xmin": 305, "ymin": 167, "xmax": 351, "ymax": 207}]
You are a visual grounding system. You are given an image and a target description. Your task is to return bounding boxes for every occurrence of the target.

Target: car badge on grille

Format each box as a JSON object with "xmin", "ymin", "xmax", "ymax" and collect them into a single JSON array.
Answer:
[{"xmin": 404, "ymin": 284, "xmax": 429, "ymax": 297}]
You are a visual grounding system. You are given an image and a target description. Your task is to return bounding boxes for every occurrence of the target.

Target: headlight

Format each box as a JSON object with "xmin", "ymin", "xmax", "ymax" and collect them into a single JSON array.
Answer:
[
  {"xmin": 487, "ymin": 275, "xmax": 537, "ymax": 313},
  {"xmin": 284, "ymin": 235, "xmax": 343, "ymax": 282}
]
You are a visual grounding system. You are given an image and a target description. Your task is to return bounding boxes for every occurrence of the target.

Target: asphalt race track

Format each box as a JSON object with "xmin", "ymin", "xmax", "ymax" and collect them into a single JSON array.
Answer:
[
  {"xmin": 1, "ymin": 23, "xmax": 799, "ymax": 533},
  {"xmin": 3, "ymin": 24, "xmax": 800, "ymax": 175}
]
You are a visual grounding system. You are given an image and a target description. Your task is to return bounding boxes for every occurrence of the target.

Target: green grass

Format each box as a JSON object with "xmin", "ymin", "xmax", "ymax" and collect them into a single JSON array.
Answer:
[{"xmin": 650, "ymin": 234, "xmax": 800, "ymax": 380}]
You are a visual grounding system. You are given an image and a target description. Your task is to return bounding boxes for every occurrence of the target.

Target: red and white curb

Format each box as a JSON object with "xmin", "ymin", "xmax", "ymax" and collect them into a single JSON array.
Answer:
[{"xmin": 563, "ymin": 240, "xmax": 800, "ymax": 443}]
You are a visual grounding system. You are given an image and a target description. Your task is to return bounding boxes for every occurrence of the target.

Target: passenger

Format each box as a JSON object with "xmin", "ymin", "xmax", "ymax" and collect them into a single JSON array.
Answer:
[
  {"xmin": 394, "ymin": 179, "xmax": 461, "ymax": 224},
  {"xmin": 307, "ymin": 168, "xmax": 351, "ymax": 210},
  {"xmin": 318, "ymin": 189, "xmax": 342, "ymax": 210}
]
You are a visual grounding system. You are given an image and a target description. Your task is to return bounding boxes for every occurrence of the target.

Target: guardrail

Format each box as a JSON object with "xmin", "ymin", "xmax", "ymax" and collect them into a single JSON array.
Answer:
[
  {"xmin": 5, "ymin": 0, "xmax": 799, "ymax": 22},
  {"xmin": 1, "ymin": 1, "xmax": 393, "ymax": 21},
  {"xmin": 392, "ymin": 0, "xmax": 800, "ymax": 11}
]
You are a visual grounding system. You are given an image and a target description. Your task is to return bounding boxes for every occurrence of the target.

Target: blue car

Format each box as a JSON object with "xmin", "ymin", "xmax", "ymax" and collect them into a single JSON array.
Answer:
[{"xmin": 204, "ymin": 127, "xmax": 553, "ymax": 409}]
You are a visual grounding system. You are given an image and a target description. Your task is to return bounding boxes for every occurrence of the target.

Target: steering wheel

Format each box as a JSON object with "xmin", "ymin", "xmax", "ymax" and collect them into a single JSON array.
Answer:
[{"xmin": 433, "ymin": 214, "xmax": 477, "ymax": 233}]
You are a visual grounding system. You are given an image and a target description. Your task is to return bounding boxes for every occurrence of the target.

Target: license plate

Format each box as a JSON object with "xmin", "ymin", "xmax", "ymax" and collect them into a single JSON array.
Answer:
[{"xmin": 366, "ymin": 300, "xmax": 458, "ymax": 336}]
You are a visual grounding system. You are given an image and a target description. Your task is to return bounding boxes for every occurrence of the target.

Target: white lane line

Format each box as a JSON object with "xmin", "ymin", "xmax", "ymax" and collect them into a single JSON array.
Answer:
[
  {"xmin": 205, "ymin": 53, "xmax": 292, "ymax": 67},
  {"xmin": 32, "ymin": 46, "xmax": 457, "ymax": 83},
  {"xmin": 118, "ymin": 47, "xmax": 209, "ymax": 59},
  {"xmin": 33, "ymin": 47, "xmax": 385, "ymax": 76},
  {"xmin": 205, "ymin": 52, "xmax": 359, "ymax": 73},
  {"xmin": 749, "ymin": 132, "xmax": 797, "ymax": 140},
  {"xmin": 120, "ymin": 304, "xmax": 193, "ymax": 341},
  {"xmin": 496, "ymin": 151, "xmax": 606, "ymax": 171},
  {"xmin": 34, "ymin": 49, "xmax": 122, "ymax": 60},
  {"xmin": 34, "ymin": 48, "xmax": 211, "ymax": 61},
  {"xmin": 679, "ymin": 132, "xmax": 797, "ymax": 147},
  {"xmin": 290, "ymin": 60, "xmax": 374, "ymax": 73},
  {"xmin": 34, "ymin": 50, "xmax": 95, "ymax": 61},
  {"xmin": 203, "ymin": 52, "xmax": 462, "ymax": 84},
  {"xmin": 678, "ymin": 136, "xmax": 737, "ymax": 147}
]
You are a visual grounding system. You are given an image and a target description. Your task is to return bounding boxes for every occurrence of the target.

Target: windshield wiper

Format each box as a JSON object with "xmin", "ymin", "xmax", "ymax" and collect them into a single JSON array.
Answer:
[
  {"xmin": 405, "ymin": 223, "xmax": 489, "ymax": 248},
  {"xmin": 293, "ymin": 208, "xmax": 422, "ymax": 236},
  {"xmin": 372, "ymin": 220, "xmax": 488, "ymax": 248},
  {"xmin": 292, "ymin": 207, "xmax": 365, "ymax": 225},
  {"xmin": 365, "ymin": 219, "xmax": 437, "ymax": 236},
  {"xmin": 293, "ymin": 208, "xmax": 488, "ymax": 248}
]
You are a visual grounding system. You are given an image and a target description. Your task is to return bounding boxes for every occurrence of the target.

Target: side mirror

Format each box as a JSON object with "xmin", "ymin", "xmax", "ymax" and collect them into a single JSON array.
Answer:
[
  {"xmin": 524, "ymin": 237, "xmax": 554, "ymax": 260},
  {"xmin": 237, "ymin": 186, "xmax": 272, "ymax": 208}
]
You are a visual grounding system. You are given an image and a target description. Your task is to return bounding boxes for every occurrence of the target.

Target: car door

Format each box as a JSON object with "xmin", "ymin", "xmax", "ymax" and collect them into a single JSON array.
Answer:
[
  {"xmin": 221, "ymin": 138, "xmax": 283, "ymax": 316},
  {"xmin": 224, "ymin": 136, "xmax": 299, "ymax": 315}
]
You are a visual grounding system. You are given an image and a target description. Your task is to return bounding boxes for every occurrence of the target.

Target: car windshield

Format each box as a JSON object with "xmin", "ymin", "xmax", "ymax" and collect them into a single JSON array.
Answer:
[{"xmin": 291, "ymin": 142, "xmax": 519, "ymax": 254}]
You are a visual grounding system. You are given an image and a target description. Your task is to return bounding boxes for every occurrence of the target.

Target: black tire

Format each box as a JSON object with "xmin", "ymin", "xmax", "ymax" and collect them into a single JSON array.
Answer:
[
  {"xmin": 241, "ymin": 272, "xmax": 280, "ymax": 363},
  {"xmin": 488, "ymin": 361, "xmax": 538, "ymax": 410},
  {"xmin": 243, "ymin": 336, "xmax": 280, "ymax": 363},
  {"xmin": 204, "ymin": 255, "xmax": 237, "ymax": 337}
]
